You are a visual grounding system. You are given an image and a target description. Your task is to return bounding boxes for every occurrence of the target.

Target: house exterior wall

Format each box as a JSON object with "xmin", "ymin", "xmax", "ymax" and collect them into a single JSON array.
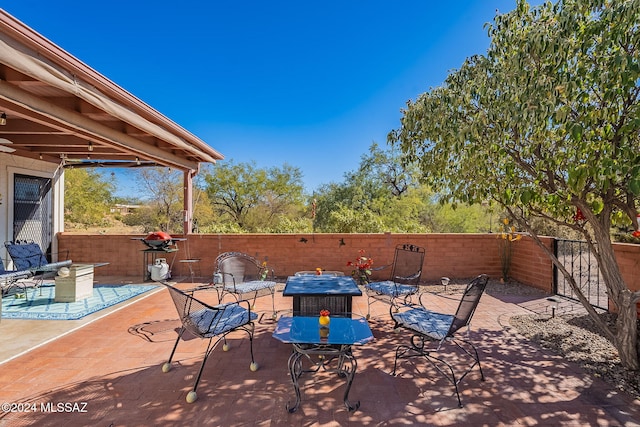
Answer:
[{"xmin": 0, "ymin": 154, "xmax": 63, "ymax": 268}]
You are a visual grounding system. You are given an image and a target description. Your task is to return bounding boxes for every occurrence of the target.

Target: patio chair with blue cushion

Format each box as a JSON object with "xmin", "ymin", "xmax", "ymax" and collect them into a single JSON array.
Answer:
[
  {"xmin": 390, "ymin": 274, "xmax": 489, "ymax": 407},
  {"xmin": 4, "ymin": 240, "xmax": 72, "ymax": 296},
  {"xmin": 160, "ymin": 282, "xmax": 258, "ymax": 403},
  {"xmin": 0, "ymin": 259, "xmax": 33, "ymax": 297},
  {"xmin": 213, "ymin": 252, "xmax": 277, "ymax": 321},
  {"xmin": 363, "ymin": 243, "xmax": 425, "ymax": 319}
]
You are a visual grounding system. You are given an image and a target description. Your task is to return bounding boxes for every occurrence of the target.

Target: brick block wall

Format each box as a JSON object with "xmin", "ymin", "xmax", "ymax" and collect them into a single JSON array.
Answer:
[
  {"xmin": 58, "ymin": 232, "xmax": 637, "ymax": 314},
  {"xmin": 612, "ymin": 243, "xmax": 640, "ymax": 316},
  {"xmin": 510, "ymin": 236, "xmax": 555, "ymax": 293},
  {"xmin": 614, "ymin": 243, "xmax": 640, "ymax": 292},
  {"xmin": 58, "ymin": 233, "xmax": 506, "ymax": 282}
]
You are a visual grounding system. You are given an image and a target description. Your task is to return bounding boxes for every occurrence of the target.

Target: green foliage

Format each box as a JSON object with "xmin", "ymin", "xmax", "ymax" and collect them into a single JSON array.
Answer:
[
  {"xmin": 261, "ymin": 216, "xmax": 313, "ymax": 233},
  {"xmin": 121, "ymin": 205, "xmax": 161, "ymax": 233},
  {"xmin": 64, "ymin": 168, "xmax": 114, "ymax": 225},
  {"xmin": 112, "ymin": 195, "xmax": 142, "ymax": 205},
  {"xmin": 203, "ymin": 160, "xmax": 308, "ymax": 232},
  {"xmin": 312, "ymin": 143, "xmax": 492, "ymax": 233},
  {"xmin": 121, "ymin": 167, "xmax": 216, "ymax": 234},
  {"xmin": 390, "ymin": 0, "xmax": 640, "ymax": 368},
  {"xmin": 118, "ymin": 145, "xmax": 492, "ymax": 234},
  {"xmin": 391, "ymin": 0, "xmax": 640, "ymax": 235},
  {"xmin": 130, "ymin": 168, "xmax": 184, "ymax": 233},
  {"xmin": 190, "ymin": 190, "xmax": 216, "ymax": 233},
  {"xmin": 313, "ymin": 144, "xmax": 418, "ymax": 232},
  {"xmin": 323, "ymin": 204, "xmax": 385, "ymax": 233},
  {"xmin": 198, "ymin": 222, "xmax": 244, "ymax": 233},
  {"xmin": 424, "ymin": 202, "xmax": 491, "ymax": 233}
]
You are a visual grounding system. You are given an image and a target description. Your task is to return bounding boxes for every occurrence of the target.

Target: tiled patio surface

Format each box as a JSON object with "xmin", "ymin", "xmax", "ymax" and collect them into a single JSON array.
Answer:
[{"xmin": 0, "ymin": 277, "xmax": 638, "ymax": 426}]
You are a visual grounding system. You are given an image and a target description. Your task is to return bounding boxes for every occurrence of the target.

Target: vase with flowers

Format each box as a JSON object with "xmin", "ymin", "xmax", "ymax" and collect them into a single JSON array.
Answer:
[
  {"xmin": 632, "ymin": 213, "xmax": 640, "ymax": 239},
  {"xmin": 319, "ymin": 309, "xmax": 330, "ymax": 340},
  {"xmin": 346, "ymin": 249, "xmax": 373, "ymax": 286},
  {"xmin": 259, "ymin": 260, "xmax": 269, "ymax": 280},
  {"xmin": 319, "ymin": 309, "xmax": 330, "ymax": 326}
]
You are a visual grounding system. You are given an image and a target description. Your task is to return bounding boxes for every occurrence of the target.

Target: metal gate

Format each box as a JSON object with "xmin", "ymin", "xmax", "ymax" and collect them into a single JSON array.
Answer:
[
  {"xmin": 553, "ymin": 239, "xmax": 608, "ymax": 310},
  {"xmin": 13, "ymin": 174, "xmax": 53, "ymax": 259}
]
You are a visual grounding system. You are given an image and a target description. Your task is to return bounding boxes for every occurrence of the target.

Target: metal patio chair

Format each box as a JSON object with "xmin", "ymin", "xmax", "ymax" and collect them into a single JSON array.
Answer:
[
  {"xmin": 0, "ymin": 259, "xmax": 33, "ymax": 297},
  {"xmin": 363, "ymin": 243, "xmax": 425, "ymax": 319},
  {"xmin": 213, "ymin": 252, "xmax": 277, "ymax": 321},
  {"xmin": 390, "ymin": 274, "xmax": 489, "ymax": 407},
  {"xmin": 4, "ymin": 240, "xmax": 72, "ymax": 296},
  {"xmin": 160, "ymin": 282, "xmax": 258, "ymax": 403}
]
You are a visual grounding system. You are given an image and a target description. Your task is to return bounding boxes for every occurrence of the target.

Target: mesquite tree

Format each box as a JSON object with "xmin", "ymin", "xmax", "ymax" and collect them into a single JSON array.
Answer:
[{"xmin": 390, "ymin": 0, "xmax": 640, "ymax": 369}]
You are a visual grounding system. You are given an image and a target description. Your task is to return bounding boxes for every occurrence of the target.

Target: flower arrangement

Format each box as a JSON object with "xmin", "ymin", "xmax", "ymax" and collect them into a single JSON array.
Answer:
[
  {"xmin": 347, "ymin": 249, "xmax": 373, "ymax": 285},
  {"xmin": 498, "ymin": 218, "xmax": 522, "ymax": 282},
  {"xmin": 633, "ymin": 213, "xmax": 640, "ymax": 238},
  {"xmin": 260, "ymin": 261, "xmax": 269, "ymax": 280},
  {"xmin": 319, "ymin": 309, "xmax": 330, "ymax": 328}
]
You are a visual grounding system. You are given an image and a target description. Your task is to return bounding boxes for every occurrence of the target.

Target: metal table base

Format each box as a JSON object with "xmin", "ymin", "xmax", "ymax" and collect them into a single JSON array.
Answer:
[
  {"xmin": 272, "ymin": 316, "xmax": 373, "ymax": 413},
  {"xmin": 286, "ymin": 343, "xmax": 359, "ymax": 413}
]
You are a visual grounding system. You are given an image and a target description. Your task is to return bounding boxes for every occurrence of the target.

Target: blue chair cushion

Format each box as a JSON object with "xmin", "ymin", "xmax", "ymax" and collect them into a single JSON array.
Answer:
[
  {"xmin": 5, "ymin": 243, "xmax": 71, "ymax": 273},
  {"xmin": 392, "ymin": 308, "xmax": 454, "ymax": 340},
  {"xmin": 187, "ymin": 304, "xmax": 258, "ymax": 337},
  {"xmin": 365, "ymin": 281, "xmax": 417, "ymax": 298},
  {"xmin": 225, "ymin": 280, "xmax": 276, "ymax": 294},
  {"xmin": 6, "ymin": 243, "xmax": 49, "ymax": 270}
]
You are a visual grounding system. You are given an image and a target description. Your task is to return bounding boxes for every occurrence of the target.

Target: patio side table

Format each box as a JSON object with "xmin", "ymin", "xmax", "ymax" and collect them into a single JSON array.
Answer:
[
  {"xmin": 272, "ymin": 315, "xmax": 374, "ymax": 412},
  {"xmin": 54, "ymin": 262, "xmax": 109, "ymax": 302}
]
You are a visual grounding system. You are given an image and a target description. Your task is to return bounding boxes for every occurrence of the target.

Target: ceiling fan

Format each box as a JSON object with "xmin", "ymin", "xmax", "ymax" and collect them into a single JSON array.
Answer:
[{"xmin": 0, "ymin": 138, "xmax": 16, "ymax": 153}]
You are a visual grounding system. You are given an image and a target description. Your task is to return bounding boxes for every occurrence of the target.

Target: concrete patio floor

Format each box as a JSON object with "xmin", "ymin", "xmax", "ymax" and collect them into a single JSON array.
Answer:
[{"xmin": 0, "ymin": 276, "xmax": 638, "ymax": 426}]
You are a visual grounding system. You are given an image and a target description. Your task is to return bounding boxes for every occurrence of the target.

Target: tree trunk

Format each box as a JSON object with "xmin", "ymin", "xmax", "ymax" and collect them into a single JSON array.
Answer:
[
  {"xmin": 592, "ymin": 220, "xmax": 640, "ymax": 370},
  {"xmin": 615, "ymin": 289, "xmax": 640, "ymax": 370}
]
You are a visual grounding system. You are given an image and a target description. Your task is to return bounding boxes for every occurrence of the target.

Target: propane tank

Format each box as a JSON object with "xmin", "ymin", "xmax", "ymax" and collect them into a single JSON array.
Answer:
[{"xmin": 149, "ymin": 258, "xmax": 170, "ymax": 281}]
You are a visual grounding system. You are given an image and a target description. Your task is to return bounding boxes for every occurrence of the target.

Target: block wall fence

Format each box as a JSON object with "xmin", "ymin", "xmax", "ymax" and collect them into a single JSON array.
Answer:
[
  {"xmin": 57, "ymin": 233, "xmax": 552, "ymax": 289},
  {"xmin": 57, "ymin": 232, "xmax": 638, "ymax": 303},
  {"xmin": 57, "ymin": 233, "xmax": 640, "ymax": 315}
]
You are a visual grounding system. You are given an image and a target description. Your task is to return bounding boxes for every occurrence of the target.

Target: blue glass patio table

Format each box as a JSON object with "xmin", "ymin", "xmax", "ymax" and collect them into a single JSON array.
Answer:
[
  {"xmin": 282, "ymin": 275, "xmax": 362, "ymax": 316},
  {"xmin": 272, "ymin": 315, "xmax": 374, "ymax": 412}
]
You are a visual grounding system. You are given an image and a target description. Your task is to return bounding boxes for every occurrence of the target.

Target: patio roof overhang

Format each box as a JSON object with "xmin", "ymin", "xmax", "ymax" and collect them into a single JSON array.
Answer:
[{"xmin": 0, "ymin": 9, "xmax": 224, "ymax": 172}]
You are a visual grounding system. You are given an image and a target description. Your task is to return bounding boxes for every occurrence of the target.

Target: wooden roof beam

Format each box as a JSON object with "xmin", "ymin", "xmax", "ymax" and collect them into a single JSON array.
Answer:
[{"xmin": 0, "ymin": 79, "xmax": 199, "ymax": 170}]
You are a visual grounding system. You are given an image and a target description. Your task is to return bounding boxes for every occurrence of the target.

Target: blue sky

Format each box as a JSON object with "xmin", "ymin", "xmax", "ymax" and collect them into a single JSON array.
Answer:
[{"xmin": 4, "ymin": 1, "xmax": 536, "ymax": 197}]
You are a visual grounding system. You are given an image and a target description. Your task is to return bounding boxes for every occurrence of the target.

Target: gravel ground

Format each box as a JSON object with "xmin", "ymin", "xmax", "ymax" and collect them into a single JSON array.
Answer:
[
  {"xmin": 426, "ymin": 278, "xmax": 640, "ymax": 401},
  {"xmin": 508, "ymin": 299, "xmax": 640, "ymax": 401}
]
